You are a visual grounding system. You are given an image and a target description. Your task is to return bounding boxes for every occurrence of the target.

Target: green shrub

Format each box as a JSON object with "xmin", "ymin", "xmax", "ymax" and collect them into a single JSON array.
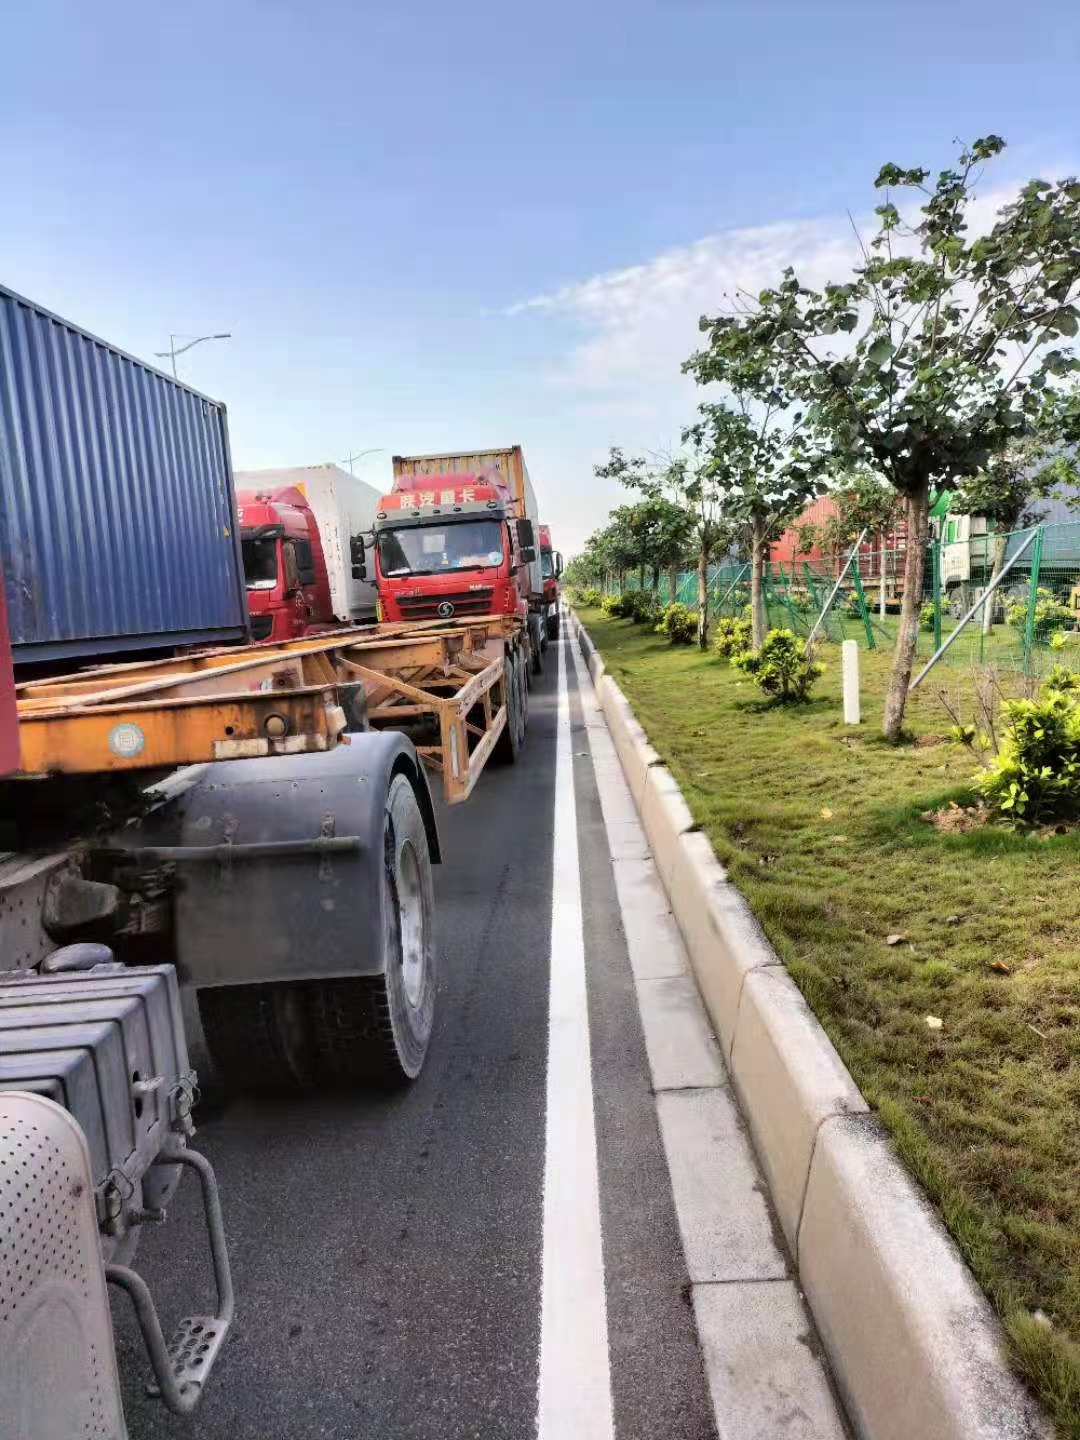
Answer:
[
  {"xmin": 977, "ymin": 670, "xmax": 1080, "ymax": 824},
  {"xmin": 920, "ymin": 601, "xmax": 937, "ymax": 632},
  {"xmin": 732, "ymin": 628, "xmax": 824, "ymax": 702},
  {"xmin": 1046, "ymin": 663, "xmax": 1080, "ymax": 694},
  {"xmin": 577, "ymin": 586, "xmax": 603, "ymax": 608},
  {"xmin": 712, "ymin": 615, "xmax": 753, "ymax": 659},
  {"xmin": 601, "ymin": 592, "xmax": 632, "ymax": 618},
  {"xmin": 1005, "ymin": 587, "xmax": 1073, "ymax": 641},
  {"xmin": 625, "ymin": 588, "xmax": 662, "ymax": 625},
  {"xmin": 656, "ymin": 602, "xmax": 698, "ymax": 645}
]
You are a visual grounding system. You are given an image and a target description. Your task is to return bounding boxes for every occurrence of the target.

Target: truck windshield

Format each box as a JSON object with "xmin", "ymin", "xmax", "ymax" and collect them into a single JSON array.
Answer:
[
  {"xmin": 242, "ymin": 536, "xmax": 279, "ymax": 590},
  {"xmin": 377, "ymin": 520, "xmax": 505, "ymax": 577}
]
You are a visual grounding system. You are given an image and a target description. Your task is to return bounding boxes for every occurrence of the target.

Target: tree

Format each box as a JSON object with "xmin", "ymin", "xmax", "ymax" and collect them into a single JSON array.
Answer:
[
  {"xmin": 596, "ymin": 449, "xmax": 688, "ymax": 590},
  {"xmin": 821, "ymin": 470, "xmax": 902, "ymax": 617},
  {"xmin": 593, "ymin": 451, "xmax": 696, "ymax": 598},
  {"xmin": 685, "ymin": 136, "xmax": 1080, "ymax": 740},
  {"xmin": 630, "ymin": 496, "xmax": 696, "ymax": 595},
  {"xmin": 597, "ymin": 446, "xmax": 726, "ymax": 641},
  {"xmin": 950, "ymin": 438, "xmax": 1066, "ymax": 633},
  {"xmin": 683, "ymin": 402, "xmax": 820, "ymax": 646}
]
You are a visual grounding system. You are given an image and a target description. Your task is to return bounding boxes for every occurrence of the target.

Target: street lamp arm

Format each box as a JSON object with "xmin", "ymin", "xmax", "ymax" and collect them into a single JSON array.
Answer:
[
  {"xmin": 341, "ymin": 447, "xmax": 385, "ymax": 474},
  {"xmin": 154, "ymin": 332, "xmax": 232, "ymax": 378},
  {"xmin": 171, "ymin": 332, "xmax": 232, "ymax": 359},
  {"xmin": 155, "ymin": 333, "xmax": 232, "ymax": 363}
]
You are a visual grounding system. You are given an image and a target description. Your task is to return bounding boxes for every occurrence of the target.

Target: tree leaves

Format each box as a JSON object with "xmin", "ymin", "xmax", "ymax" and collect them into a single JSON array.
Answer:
[{"xmin": 867, "ymin": 336, "xmax": 895, "ymax": 367}]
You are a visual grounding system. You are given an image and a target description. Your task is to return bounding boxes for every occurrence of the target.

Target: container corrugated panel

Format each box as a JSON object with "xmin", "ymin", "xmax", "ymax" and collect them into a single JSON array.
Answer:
[
  {"xmin": 0, "ymin": 574, "xmax": 18, "ymax": 772},
  {"xmin": 0, "ymin": 285, "xmax": 248, "ymax": 664},
  {"xmin": 393, "ymin": 447, "xmax": 528, "ymax": 508}
]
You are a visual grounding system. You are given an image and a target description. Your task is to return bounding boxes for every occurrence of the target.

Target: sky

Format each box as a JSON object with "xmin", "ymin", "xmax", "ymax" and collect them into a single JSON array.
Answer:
[{"xmin": 2, "ymin": 0, "xmax": 1079, "ymax": 555}]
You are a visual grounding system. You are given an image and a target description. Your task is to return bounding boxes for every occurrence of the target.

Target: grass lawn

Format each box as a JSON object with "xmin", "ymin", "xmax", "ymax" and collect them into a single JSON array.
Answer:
[{"xmin": 578, "ymin": 606, "xmax": 1080, "ymax": 1437}]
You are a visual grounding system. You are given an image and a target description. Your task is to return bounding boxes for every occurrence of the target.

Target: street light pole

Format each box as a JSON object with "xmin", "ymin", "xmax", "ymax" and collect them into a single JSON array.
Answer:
[
  {"xmin": 341, "ymin": 447, "xmax": 384, "ymax": 474},
  {"xmin": 155, "ymin": 332, "xmax": 232, "ymax": 379}
]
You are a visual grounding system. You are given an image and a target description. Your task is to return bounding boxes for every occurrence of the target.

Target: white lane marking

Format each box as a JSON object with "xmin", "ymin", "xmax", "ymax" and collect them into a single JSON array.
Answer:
[{"xmin": 536, "ymin": 631, "xmax": 616, "ymax": 1440}]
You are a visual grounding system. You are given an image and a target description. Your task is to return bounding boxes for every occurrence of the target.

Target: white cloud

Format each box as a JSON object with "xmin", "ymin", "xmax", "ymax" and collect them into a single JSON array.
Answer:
[
  {"xmin": 509, "ymin": 217, "xmax": 858, "ymax": 398},
  {"xmin": 507, "ymin": 182, "xmax": 1041, "ymax": 405},
  {"xmin": 508, "ymin": 170, "xmax": 1072, "ymax": 554}
]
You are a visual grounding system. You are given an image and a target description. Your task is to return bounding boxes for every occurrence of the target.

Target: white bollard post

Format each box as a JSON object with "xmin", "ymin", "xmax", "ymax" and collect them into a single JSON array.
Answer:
[{"xmin": 842, "ymin": 639, "xmax": 861, "ymax": 725}]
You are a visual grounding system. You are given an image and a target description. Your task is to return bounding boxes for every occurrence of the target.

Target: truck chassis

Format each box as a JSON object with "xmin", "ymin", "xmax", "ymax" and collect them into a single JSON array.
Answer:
[{"xmin": 14, "ymin": 614, "xmax": 521, "ymax": 804}]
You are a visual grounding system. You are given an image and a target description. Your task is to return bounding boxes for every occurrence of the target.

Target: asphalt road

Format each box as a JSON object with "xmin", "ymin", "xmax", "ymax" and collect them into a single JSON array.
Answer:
[{"xmin": 114, "ymin": 632, "xmax": 717, "ymax": 1440}]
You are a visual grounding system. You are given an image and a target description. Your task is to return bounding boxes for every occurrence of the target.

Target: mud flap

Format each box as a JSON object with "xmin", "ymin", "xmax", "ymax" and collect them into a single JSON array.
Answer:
[{"xmin": 127, "ymin": 733, "xmax": 440, "ymax": 989}]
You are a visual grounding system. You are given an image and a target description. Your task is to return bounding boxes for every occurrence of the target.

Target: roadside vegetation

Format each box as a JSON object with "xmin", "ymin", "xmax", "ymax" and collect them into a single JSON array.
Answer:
[
  {"xmin": 567, "ymin": 133, "xmax": 1080, "ymax": 1432},
  {"xmin": 578, "ymin": 604, "xmax": 1080, "ymax": 1435}
]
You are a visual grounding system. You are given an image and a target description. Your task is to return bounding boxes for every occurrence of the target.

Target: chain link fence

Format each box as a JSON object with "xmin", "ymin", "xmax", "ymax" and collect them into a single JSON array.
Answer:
[{"xmin": 603, "ymin": 520, "xmax": 1080, "ymax": 680}]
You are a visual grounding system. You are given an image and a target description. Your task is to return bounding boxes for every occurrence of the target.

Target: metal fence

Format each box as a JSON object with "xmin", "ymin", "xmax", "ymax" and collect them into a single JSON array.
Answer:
[{"xmin": 605, "ymin": 520, "xmax": 1080, "ymax": 676}]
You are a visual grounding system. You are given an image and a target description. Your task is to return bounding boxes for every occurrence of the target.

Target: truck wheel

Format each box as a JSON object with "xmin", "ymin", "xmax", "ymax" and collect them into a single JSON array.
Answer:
[
  {"xmin": 517, "ymin": 646, "xmax": 529, "ymax": 738},
  {"xmin": 198, "ymin": 981, "xmax": 317, "ymax": 1093},
  {"xmin": 545, "ymin": 611, "xmax": 560, "ymax": 641},
  {"xmin": 493, "ymin": 649, "xmax": 522, "ymax": 764},
  {"xmin": 529, "ymin": 615, "xmax": 544, "ymax": 676},
  {"xmin": 308, "ymin": 773, "xmax": 435, "ymax": 1084}
]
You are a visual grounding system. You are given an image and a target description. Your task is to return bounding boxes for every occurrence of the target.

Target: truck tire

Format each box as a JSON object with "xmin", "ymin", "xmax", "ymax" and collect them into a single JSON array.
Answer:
[
  {"xmin": 529, "ymin": 615, "xmax": 544, "ymax": 676},
  {"xmin": 198, "ymin": 981, "xmax": 317, "ymax": 1093},
  {"xmin": 493, "ymin": 649, "xmax": 523, "ymax": 764},
  {"xmin": 517, "ymin": 646, "xmax": 529, "ymax": 737},
  {"xmin": 545, "ymin": 610, "xmax": 560, "ymax": 641},
  {"xmin": 308, "ymin": 772, "xmax": 436, "ymax": 1084}
]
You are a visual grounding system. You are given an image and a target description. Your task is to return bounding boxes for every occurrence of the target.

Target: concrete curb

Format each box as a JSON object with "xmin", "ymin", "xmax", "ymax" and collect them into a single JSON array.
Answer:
[{"xmin": 568, "ymin": 608, "xmax": 1052, "ymax": 1440}]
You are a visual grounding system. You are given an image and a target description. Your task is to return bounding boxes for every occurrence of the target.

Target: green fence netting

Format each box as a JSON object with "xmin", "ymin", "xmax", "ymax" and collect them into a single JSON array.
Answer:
[{"xmin": 602, "ymin": 520, "xmax": 1080, "ymax": 679}]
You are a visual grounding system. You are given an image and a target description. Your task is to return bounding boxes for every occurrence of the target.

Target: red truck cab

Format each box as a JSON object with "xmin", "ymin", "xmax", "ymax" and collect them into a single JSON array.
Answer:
[
  {"xmin": 238, "ymin": 487, "xmax": 334, "ymax": 642},
  {"xmin": 538, "ymin": 524, "xmax": 563, "ymax": 644},
  {"xmin": 371, "ymin": 471, "xmax": 536, "ymax": 626}
]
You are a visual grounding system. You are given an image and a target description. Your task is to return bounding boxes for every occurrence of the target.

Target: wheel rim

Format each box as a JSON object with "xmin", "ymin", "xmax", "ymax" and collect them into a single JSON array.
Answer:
[{"xmin": 396, "ymin": 838, "xmax": 426, "ymax": 1009}]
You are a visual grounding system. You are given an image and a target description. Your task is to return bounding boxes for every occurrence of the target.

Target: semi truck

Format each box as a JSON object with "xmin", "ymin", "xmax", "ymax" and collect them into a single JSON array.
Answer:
[
  {"xmin": 383, "ymin": 447, "xmax": 546, "ymax": 674},
  {"xmin": 0, "ymin": 296, "xmax": 540, "ymax": 1431},
  {"xmin": 235, "ymin": 465, "xmax": 381, "ymax": 641},
  {"xmin": 538, "ymin": 524, "xmax": 564, "ymax": 645}
]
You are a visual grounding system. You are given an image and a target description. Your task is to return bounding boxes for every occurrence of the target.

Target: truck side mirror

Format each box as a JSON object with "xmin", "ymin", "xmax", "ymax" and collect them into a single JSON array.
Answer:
[
  {"xmin": 555, "ymin": 553, "xmax": 564, "ymax": 577},
  {"xmin": 350, "ymin": 534, "xmax": 367, "ymax": 581},
  {"xmin": 516, "ymin": 518, "xmax": 537, "ymax": 563},
  {"xmin": 282, "ymin": 540, "xmax": 300, "ymax": 596}
]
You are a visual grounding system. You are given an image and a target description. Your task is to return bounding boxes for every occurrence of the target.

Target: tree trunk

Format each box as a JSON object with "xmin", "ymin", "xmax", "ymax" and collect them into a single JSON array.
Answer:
[
  {"xmin": 879, "ymin": 535, "xmax": 887, "ymax": 619},
  {"xmin": 981, "ymin": 532, "xmax": 1008, "ymax": 634},
  {"xmin": 617, "ymin": 569, "xmax": 625, "ymax": 594},
  {"xmin": 696, "ymin": 543, "xmax": 709, "ymax": 650},
  {"xmin": 639, "ymin": 559, "xmax": 646, "ymax": 590},
  {"xmin": 750, "ymin": 516, "xmax": 768, "ymax": 648},
  {"xmin": 651, "ymin": 565, "xmax": 660, "ymax": 591},
  {"xmin": 883, "ymin": 480, "xmax": 930, "ymax": 742},
  {"xmin": 668, "ymin": 563, "xmax": 679, "ymax": 606}
]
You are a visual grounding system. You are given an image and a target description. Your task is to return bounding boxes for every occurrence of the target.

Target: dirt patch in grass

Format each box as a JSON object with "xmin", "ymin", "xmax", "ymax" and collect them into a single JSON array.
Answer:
[
  {"xmin": 579, "ymin": 607, "xmax": 1080, "ymax": 1437},
  {"xmin": 920, "ymin": 800, "xmax": 992, "ymax": 833}
]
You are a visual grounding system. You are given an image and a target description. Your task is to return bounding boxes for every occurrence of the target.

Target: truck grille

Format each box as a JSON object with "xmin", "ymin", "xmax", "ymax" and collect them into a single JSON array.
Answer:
[
  {"xmin": 250, "ymin": 614, "xmax": 274, "ymax": 641},
  {"xmin": 396, "ymin": 589, "xmax": 495, "ymax": 620}
]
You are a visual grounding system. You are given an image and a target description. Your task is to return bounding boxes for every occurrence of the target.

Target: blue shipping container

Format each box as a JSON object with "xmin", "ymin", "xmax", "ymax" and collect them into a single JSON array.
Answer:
[{"xmin": 0, "ymin": 283, "xmax": 248, "ymax": 664}]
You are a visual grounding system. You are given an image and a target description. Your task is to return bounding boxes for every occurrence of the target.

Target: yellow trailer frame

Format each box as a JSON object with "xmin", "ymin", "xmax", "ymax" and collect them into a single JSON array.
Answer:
[{"xmin": 14, "ymin": 617, "xmax": 518, "ymax": 805}]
